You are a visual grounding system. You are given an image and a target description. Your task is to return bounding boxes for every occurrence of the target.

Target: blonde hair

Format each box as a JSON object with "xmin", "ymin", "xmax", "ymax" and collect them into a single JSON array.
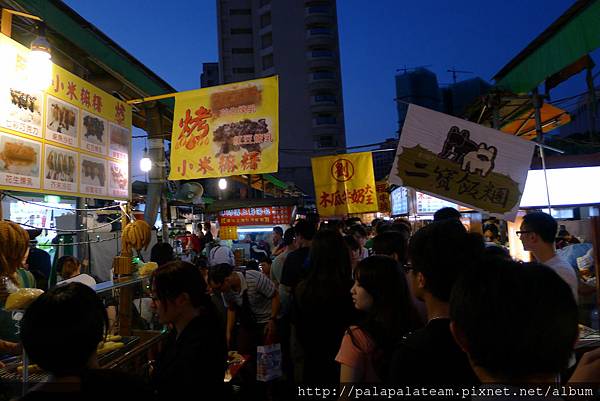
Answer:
[{"xmin": 0, "ymin": 221, "xmax": 30, "ymax": 283}]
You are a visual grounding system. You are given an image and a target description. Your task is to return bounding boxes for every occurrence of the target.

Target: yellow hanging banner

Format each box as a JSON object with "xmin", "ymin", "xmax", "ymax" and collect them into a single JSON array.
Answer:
[
  {"xmin": 312, "ymin": 152, "xmax": 379, "ymax": 217},
  {"xmin": 169, "ymin": 76, "xmax": 279, "ymax": 180}
]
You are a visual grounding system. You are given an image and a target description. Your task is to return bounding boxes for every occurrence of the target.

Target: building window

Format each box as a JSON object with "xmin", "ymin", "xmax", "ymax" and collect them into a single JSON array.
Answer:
[
  {"xmin": 314, "ymin": 94, "xmax": 337, "ymax": 103},
  {"xmin": 309, "ymin": 27, "xmax": 332, "ymax": 36},
  {"xmin": 311, "ymin": 49, "xmax": 334, "ymax": 58},
  {"xmin": 313, "ymin": 71, "xmax": 335, "ymax": 80},
  {"xmin": 261, "ymin": 33, "xmax": 273, "ymax": 49},
  {"xmin": 230, "ymin": 8, "xmax": 252, "ymax": 15},
  {"xmin": 317, "ymin": 135, "xmax": 335, "ymax": 148},
  {"xmin": 307, "ymin": 5, "xmax": 330, "ymax": 14},
  {"xmin": 315, "ymin": 114, "xmax": 337, "ymax": 125},
  {"xmin": 232, "ymin": 48, "xmax": 254, "ymax": 54},
  {"xmin": 260, "ymin": 12, "xmax": 272, "ymax": 28},
  {"xmin": 262, "ymin": 54, "xmax": 274, "ymax": 70},
  {"xmin": 233, "ymin": 67, "xmax": 255, "ymax": 74},
  {"xmin": 231, "ymin": 28, "xmax": 252, "ymax": 35}
]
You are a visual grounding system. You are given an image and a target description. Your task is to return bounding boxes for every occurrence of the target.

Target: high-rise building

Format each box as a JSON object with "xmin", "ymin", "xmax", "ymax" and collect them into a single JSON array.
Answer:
[
  {"xmin": 216, "ymin": 0, "xmax": 346, "ymax": 195},
  {"xmin": 395, "ymin": 68, "xmax": 442, "ymax": 133},
  {"xmin": 201, "ymin": 62, "xmax": 220, "ymax": 88}
]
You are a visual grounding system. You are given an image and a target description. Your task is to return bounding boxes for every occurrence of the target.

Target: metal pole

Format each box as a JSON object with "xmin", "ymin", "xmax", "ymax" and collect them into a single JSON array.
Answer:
[
  {"xmin": 532, "ymin": 88, "xmax": 552, "ymax": 213},
  {"xmin": 587, "ymin": 65, "xmax": 598, "ymax": 143}
]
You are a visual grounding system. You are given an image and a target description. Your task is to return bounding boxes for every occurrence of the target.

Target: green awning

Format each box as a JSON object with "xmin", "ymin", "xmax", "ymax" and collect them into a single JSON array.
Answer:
[
  {"xmin": 263, "ymin": 174, "xmax": 288, "ymax": 190},
  {"xmin": 494, "ymin": 0, "xmax": 600, "ymax": 93}
]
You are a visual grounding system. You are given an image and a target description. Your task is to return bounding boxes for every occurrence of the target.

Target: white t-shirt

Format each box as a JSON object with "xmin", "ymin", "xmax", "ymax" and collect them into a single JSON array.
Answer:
[
  {"xmin": 208, "ymin": 244, "xmax": 235, "ymax": 267},
  {"xmin": 544, "ymin": 254, "xmax": 578, "ymax": 302},
  {"xmin": 57, "ymin": 273, "xmax": 97, "ymax": 289}
]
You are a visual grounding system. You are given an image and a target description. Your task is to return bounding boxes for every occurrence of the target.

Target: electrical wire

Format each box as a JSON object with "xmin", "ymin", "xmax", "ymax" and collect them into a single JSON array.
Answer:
[
  {"xmin": 38, "ymin": 235, "xmax": 119, "ymax": 247},
  {"xmin": 2, "ymin": 193, "xmax": 124, "ymax": 212},
  {"xmin": 9, "ymin": 215, "xmax": 123, "ymax": 233}
]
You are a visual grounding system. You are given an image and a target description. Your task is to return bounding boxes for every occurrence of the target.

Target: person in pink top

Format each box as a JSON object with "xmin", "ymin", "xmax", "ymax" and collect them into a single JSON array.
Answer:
[{"xmin": 336, "ymin": 256, "xmax": 422, "ymax": 383}]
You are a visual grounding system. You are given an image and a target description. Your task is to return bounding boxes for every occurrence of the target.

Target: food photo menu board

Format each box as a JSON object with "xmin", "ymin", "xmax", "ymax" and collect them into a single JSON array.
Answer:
[{"xmin": 0, "ymin": 33, "xmax": 132, "ymax": 200}]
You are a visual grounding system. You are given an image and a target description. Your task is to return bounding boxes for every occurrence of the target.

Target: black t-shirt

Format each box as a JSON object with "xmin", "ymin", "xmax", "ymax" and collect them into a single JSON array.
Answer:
[
  {"xmin": 280, "ymin": 247, "xmax": 310, "ymax": 288},
  {"xmin": 151, "ymin": 311, "xmax": 226, "ymax": 400},
  {"xmin": 389, "ymin": 318, "xmax": 478, "ymax": 385},
  {"xmin": 19, "ymin": 369, "xmax": 152, "ymax": 401}
]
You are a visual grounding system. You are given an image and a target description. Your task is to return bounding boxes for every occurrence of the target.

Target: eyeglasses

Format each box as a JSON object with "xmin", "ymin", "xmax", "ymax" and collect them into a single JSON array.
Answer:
[{"xmin": 516, "ymin": 230, "xmax": 532, "ymax": 237}]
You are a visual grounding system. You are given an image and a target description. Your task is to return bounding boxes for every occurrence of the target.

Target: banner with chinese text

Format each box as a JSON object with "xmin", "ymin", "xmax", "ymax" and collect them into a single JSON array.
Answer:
[
  {"xmin": 389, "ymin": 104, "xmax": 535, "ymax": 221},
  {"xmin": 312, "ymin": 152, "xmax": 378, "ymax": 217},
  {"xmin": 0, "ymin": 33, "xmax": 132, "ymax": 200},
  {"xmin": 375, "ymin": 181, "xmax": 391, "ymax": 213},
  {"xmin": 169, "ymin": 76, "xmax": 279, "ymax": 180},
  {"xmin": 218, "ymin": 206, "xmax": 293, "ymax": 226}
]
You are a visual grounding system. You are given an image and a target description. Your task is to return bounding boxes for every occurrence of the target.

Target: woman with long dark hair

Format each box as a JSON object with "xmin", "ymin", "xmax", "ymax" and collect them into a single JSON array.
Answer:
[
  {"xmin": 336, "ymin": 255, "xmax": 422, "ymax": 382},
  {"xmin": 293, "ymin": 230, "xmax": 356, "ymax": 384}
]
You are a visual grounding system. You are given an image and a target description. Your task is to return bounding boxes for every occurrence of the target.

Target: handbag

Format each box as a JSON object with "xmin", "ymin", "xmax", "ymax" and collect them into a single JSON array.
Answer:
[{"xmin": 256, "ymin": 343, "xmax": 282, "ymax": 382}]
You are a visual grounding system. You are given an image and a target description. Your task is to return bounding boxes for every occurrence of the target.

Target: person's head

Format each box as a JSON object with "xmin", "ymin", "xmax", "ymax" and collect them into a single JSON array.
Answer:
[
  {"xmin": 259, "ymin": 257, "xmax": 272, "ymax": 277},
  {"xmin": 150, "ymin": 242, "xmax": 174, "ymax": 267},
  {"xmin": 351, "ymin": 256, "xmax": 422, "ymax": 355},
  {"xmin": 375, "ymin": 221, "xmax": 392, "ymax": 235},
  {"xmin": 450, "ymin": 258, "xmax": 578, "ymax": 383},
  {"xmin": 372, "ymin": 231, "xmax": 408, "ymax": 264},
  {"xmin": 391, "ymin": 219, "xmax": 412, "ymax": 236},
  {"xmin": 204, "ymin": 221, "xmax": 212, "ymax": 232},
  {"xmin": 433, "ymin": 207, "xmax": 461, "ymax": 222},
  {"xmin": 272, "ymin": 226, "xmax": 283, "ymax": 245},
  {"xmin": 303, "ymin": 230, "xmax": 352, "ymax": 293},
  {"xmin": 21, "ymin": 283, "xmax": 108, "ymax": 377},
  {"xmin": 27, "ymin": 228, "xmax": 42, "ymax": 245},
  {"xmin": 408, "ymin": 219, "xmax": 484, "ymax": 303},
  {"xmin": 349, "ymin": 224, "xmax": 368, "ymax": 247},
  {"xmin": 483, "ymin": 224, "xmax": 500, "ymax": 243},
  {"xmin": 151, "ymin": 260, "xmax": 212, "ymax": 325},
  {"xmin": 57, "ymin": 256, "xmax": 81, "ymax": 279},
  {"xmin": 370, "ymin": 218, "xmax": 381, "ymax": 233},
  {"xmin": 344, "ymin": 235, "xmax": 362, "ymax": 269},
  {"xmin": 293, "ymin": 219, "xmax": 316, "ymax": 247},
  {"xmin": 519, "ymin": 211, "xmax": 557, "ymax": 252},
  {"xmin": 208, "ymin": 263, "xmax": 235, "ymax": 293},
  {"xmin": 282, "ymin": 227, "xmax": 296, "ymax": 249},
  {"xmin": 0, "ymin": 221, "xmax": 30, "ymax": 279}
]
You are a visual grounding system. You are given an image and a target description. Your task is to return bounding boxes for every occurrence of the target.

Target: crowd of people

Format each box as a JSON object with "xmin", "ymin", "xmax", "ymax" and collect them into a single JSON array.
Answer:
[{"xmin": 1, "ymin": 209, "xmax": 600, "ymax": 400}]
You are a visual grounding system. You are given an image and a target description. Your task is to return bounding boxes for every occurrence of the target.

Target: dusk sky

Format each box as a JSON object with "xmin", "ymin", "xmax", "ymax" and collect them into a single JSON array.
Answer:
[{"xmin": 64, "ymin": 0, "xmax": 587, "ymax": 178}]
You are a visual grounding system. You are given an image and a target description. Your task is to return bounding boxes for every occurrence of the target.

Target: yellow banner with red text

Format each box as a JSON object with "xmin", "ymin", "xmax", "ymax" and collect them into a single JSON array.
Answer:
[{"xmin": 312, "ymin": 152, "xmax": 379, "ymax": 217}]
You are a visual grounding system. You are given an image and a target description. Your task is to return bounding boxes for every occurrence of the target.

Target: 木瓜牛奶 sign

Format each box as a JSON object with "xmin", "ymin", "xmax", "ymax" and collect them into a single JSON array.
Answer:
[
  {"xmin": 0, "ymin": 33, "xmax": 132, "ymax": 201},
  {"xmin": 389, "ymin": 104, "xmax": 535, "ymax": 221},
  {"xmin": 312, "ymin": 152, "xmax": 379, "ymax": 217}
]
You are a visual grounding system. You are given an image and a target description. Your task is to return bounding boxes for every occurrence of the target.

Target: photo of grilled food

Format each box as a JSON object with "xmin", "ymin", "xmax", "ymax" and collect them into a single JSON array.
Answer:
[
  {"xmin": 110, "ymin": 162, "xmax": 128, "ymax": 190},
  {"xmin": 0, "ymin": 137, "xmax": 40, "ymax": 176},
  {"xmin": 83, "ymin": 114, "xmax": 105, "ymax": 144},
  {"xmin": 81, "ymin": 158, "xmax": 106, "ymax": 187},
  {"xmin": 45, "ymin": 149, "xmax": 76, "ymax": 183},
  {"xmin": 109, "ymin": 125, "xmax": 130, "ymax": 153},
  {"xmin": 210, "ymin": 85, "xmax": 262, "ymax": 113},
  {"xmin": 213, "ymin": 118, "xmax": 269, "ymax": 155},
  {"xmin": 5, "ymin": 88, "xmax": 42, "ymax": 127},
  {"xmin": 47, "ymin": 98, "xmax": 78, "ymax": 137}
]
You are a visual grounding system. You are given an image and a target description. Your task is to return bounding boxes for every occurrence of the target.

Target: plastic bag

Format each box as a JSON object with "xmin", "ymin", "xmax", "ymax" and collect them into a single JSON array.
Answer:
[{"xmin": 256, "ymin": 343, "xmax": 282, "ymax": 382}]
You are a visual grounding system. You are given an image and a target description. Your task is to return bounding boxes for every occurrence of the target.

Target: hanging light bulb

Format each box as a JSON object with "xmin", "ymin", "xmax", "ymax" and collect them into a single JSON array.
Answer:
[
  {"xmin": 140, "ymin": 147, "xmax": 152, "ymax": 172},
  {"xmin": 27, "ymin": 23, "xmax": 52, "ymax": 91},
  {"xmin": 218, "ymin": 178, "xmax": 227, "ymax": 190}
]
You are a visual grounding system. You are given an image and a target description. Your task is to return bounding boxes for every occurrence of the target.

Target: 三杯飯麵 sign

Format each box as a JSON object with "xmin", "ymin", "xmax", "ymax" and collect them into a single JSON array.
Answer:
[
  {"xmin": 312, "ymin": 152, "xmax": 378, "ymax": 217},
  {"xmin": 389, "ymin": 104, "xmax": 536, "ymax": 221},
  {"xmin": 169, "ymin": 76, "xmax": 279, "ymax": 180}
]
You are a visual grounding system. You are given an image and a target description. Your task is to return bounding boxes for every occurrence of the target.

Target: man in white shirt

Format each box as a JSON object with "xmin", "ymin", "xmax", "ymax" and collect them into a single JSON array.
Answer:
[
  {"xmin": 208, "ymin": 241, "xmax": 235, "ymax": 267},
  {"xmin": 518, "ymin": 211, "xmax": 578, "ymax": 301}
]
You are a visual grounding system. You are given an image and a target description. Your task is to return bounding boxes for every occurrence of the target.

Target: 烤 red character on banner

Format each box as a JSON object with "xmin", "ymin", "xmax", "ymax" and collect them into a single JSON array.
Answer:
[{"xmin": 177, "ymin": 106, "xmax": 212, "ymax": 150}]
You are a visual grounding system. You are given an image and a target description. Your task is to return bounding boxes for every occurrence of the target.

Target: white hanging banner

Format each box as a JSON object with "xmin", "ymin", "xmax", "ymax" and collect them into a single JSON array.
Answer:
[{"xmin": 389, "ymin": 104, "xmax": 536, "ymax": 221}]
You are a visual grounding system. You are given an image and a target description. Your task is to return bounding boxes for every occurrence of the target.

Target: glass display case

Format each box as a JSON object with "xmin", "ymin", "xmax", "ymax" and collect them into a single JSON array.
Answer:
[{"xmin": 0, "ymin": 274, "xmax": 167, "ymax": 399}]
